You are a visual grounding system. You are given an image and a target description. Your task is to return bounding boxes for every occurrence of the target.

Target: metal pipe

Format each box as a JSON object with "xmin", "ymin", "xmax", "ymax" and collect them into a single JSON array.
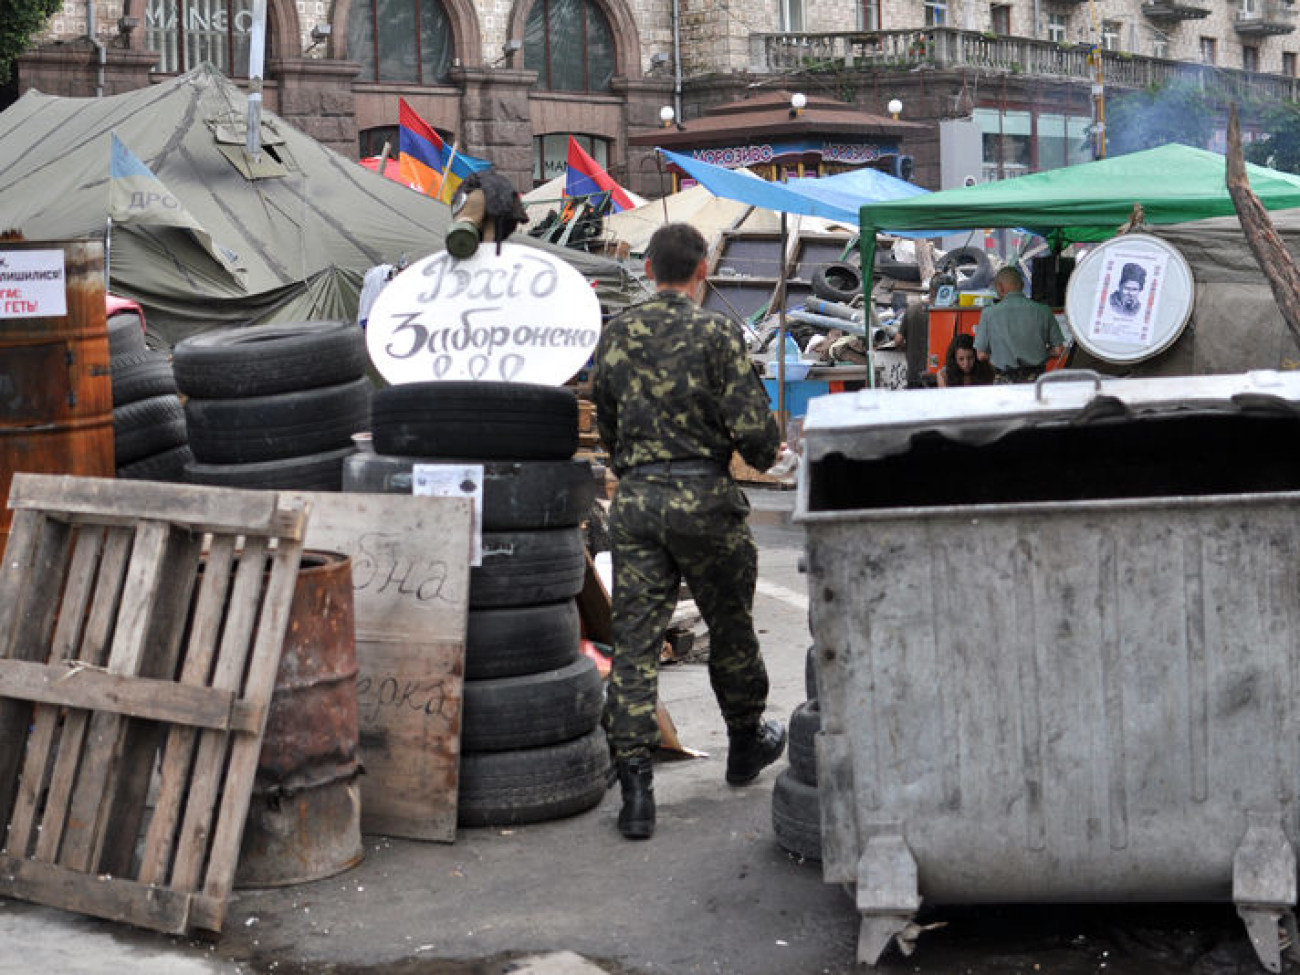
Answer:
[
  {"xmin": 671, "ymin": 0, "xmax": 682, "ymax": 127},
  {"xmin": 246, "ymin": 0, "xmax": 267, "ymax": 159},
  {"xmin": 86, "ymin": 0, "xmax": 105, "ymax": 98}
]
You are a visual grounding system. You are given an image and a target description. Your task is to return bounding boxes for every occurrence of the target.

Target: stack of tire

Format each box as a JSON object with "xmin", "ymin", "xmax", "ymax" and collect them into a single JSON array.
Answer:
[
  {"xmin": 109, "ymin": 311, "xmax": 191, "ymax": 482},
  {"xmin": 772, "ymin": 644, "xmax": 823, "ymax": 862},
  {"xmin": 171, "ymin": 321, "xmax": 371, "ymax": 491},
  {"xmin": 348, "ymin": 380, "xmax": 610, "ymax": 827}
]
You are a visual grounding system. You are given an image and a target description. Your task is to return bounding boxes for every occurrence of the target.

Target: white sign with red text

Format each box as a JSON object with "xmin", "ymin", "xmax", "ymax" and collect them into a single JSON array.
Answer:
[
  {"xmin": 0, "ymin": 249, "xmax": 67, "ymax": 319},
  {"xmin": 366, "ymin": 242, "xmax": 602, "ymax": 386}
]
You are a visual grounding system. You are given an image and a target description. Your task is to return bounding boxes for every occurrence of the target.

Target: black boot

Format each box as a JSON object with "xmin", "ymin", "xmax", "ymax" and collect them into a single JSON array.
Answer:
[
  {"xmin": 616, "ymin": 757, "xmax": 655, "ymax": 840},
  {"xmin": 726, "ymin": 718, "xmax": 787, "ymax": 786}
]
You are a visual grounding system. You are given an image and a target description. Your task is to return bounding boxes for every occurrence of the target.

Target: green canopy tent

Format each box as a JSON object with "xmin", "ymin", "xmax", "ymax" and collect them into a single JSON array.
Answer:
[
  {"xmin": 0, "ymin": 65, "xmax": 639, "ymax": 346},
  {"xmin": 857, "ymin": 143, "xmax": 1300, "ymax": 283}
]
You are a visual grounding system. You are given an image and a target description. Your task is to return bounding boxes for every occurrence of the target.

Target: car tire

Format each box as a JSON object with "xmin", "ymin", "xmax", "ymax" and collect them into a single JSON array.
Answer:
[
  {"xmin": 116, "ymin": 443, "xmax": 193, "ymax": 482},
  {"xmin": 343, "ymin": 455, "xmax": 594, "ymax": 531},
  {"xmin": 107, "ymin": 310, "xmax": 147, "ymax": 358},
  {"xmin": 371, "ymin": 382, "xmax": 578, "ymax": 461},
  {"xmin": 457, "ymin": 727, "xmax": 610, "ymax": 827},
  {"xmin": 172, "ymin": 321, "xmax": 368, "ymax": 398},
  {"xmin": 185, "ymin": 378, "xmax": 371, "ymax": 464},
  {"xmin": 772, "ymin": 767, "xmax": 822, "ymax": 862},
  {"xmin": 111, "ymin": 350, "xmax": 177, "ymax": 406},
  {"xmin": 470, "ymin": 527, "xmax": 587, "ymax": 609},
  {"xmin": 937, "ymin": 246, "xmax": 995, "ymax": 291},
  {"xmin": 465, "ymin": 600, "xmax": 581, "ymax": 681},
  {"xmin": 113, "ymin": 394, "xmax": 188, "ymax": 465},
  {"xmin": 184, "ymin": 445, "xmax": 356, "ymax": 491},
  {"xmin": 787, "ymin": 700, "xmax": 821, "ymax": 786},
  {"xmin": 461, "ymin": 656, "xmax": 604, "ymax": 752},
  {"xmin": 810, "ymin": 263, "xmax": 863, "ymax": 304}
]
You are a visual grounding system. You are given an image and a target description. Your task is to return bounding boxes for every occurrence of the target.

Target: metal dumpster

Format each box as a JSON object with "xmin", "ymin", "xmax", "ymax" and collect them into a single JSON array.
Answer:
[{"xmin": 796, "ymin": 370, "xmax": 1300, "ymax": 972}]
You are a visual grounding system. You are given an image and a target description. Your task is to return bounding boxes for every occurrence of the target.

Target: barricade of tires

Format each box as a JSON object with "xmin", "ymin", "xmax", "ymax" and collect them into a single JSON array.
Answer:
[
  {"xmin": 109, "ymin": 311, "xmax": 191, "ymax": 482},
  {"xmin": 349, "ymin": 380, "xmax": 609, "ymax": 827},
  {"xmin": 171, "ymin": 321, "xmax": 370, "ymax": 491},
  {"xmin": 772, "ymin": 643, "xmax": 823, "ymax": 862}
]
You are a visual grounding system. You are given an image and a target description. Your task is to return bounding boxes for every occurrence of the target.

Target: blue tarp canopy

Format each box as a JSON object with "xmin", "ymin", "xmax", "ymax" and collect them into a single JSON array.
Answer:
[{"xmin": 658, "ymin": 148, "xmax": 932, "ymax": 227}]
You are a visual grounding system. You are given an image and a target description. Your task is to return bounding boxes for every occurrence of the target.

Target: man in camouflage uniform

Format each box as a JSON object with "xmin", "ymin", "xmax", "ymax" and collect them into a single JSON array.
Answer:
[{"xmin": 592, "ymin": 222, "xmax": 787, "ymax": 840}]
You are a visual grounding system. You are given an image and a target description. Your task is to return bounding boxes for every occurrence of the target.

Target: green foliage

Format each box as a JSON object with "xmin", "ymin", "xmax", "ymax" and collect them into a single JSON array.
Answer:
[
  {"xmin": 1105, "ymin": 80, "xmax": 1219, "ymax": 156},
  {"xmin": 0, "ymin": 0, "xmax": 62, "ymax": 86},
  {"xmin": 1244, "ymin": 101, "xmax": 1300, "ymax": 173}
]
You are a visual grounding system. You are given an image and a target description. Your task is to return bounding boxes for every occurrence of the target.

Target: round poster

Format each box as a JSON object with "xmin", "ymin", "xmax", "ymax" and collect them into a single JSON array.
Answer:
[
  {"xmin": 1064, "ymin": 233, "xmax": 1194, "ymax": 365},
  {"xmin": 366, "ymin": 242, "xmax": 602, "ymax": 386}
]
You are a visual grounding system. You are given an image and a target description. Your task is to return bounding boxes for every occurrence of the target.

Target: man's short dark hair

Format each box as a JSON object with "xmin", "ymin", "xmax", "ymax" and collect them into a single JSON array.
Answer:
[{"xmin": 646, "ymin": 223, "xmax": 708, "ymax": 285}]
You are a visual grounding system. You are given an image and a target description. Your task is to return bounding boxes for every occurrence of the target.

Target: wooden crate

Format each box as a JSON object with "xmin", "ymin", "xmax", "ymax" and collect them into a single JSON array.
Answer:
[{"xmin": 0, "ymin": 474, "xmax": 309, "ymax": 937}]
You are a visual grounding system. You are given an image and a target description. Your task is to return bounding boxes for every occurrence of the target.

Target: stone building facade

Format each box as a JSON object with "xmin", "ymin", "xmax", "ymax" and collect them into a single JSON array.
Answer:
[{"xmin": 16, "ymin": 0, "xmax": 1300, "ymax": 197}]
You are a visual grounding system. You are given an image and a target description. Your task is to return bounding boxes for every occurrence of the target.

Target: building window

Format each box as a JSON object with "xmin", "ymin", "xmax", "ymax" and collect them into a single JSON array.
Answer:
[
  {"xmin": 924, "ymin": 0, "xmax": 947, "ymax": 27},
  {"xmin": 860, "ymin": 0, "xmax": 881, "ymax": 30},
  {"xmin": 360, "ymin": 126, "xmax": 399, "ymax": 157},
  {"xmin": 1243, "ymin": 45, "xmax": 1260, "ymax": 71},
  {"xmin": 1151, "ymin": 29, "xmax": 1169, "ymax": 58},
  {"xmin": 976, "ymin": 108, "xmax": 1091, "ymax": 179},
  {"xmin": 1048, "ymin": 13, "xmax": 1067, "ymax": 43},
  {"xmin": 347, "ymin": 0, "xmax": 453, "ymax": 84},
  {"xmin": 524, "ymin": 0, "xmax": 616, "ymax": 92},
  {"xmin": 780, "ymin": 0, "xmax": 806, "ymax": 32},
  {"xmin": 1284, "ymin": 51, "xmax": 1297, "ymax": 76},
  {"xmin": 145, "ymin": 0, "xmax": 266, "ymax": 75},
  {"xmin": 1100, "ymin": 20, "xmax": 1120, "ymax": 51},
  {"xmin": 533, "ymin": 133, "xmax": 611, "ymax": 183},
  {"xmin": 1200, "ymin": 36, "xmax": 1216, "ymax": 64},
  {"xmin": 990, "ymin": 4, "xmax": 1010, "ymax": 35}
]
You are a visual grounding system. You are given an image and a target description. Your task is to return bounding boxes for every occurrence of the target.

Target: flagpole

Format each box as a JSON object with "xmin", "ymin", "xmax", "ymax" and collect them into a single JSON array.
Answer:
[
  {"xmin": 440, "ymin": 144, "xmax": 461, "ymax": 203},
  {"xmin": 105, "ymin": 216, "xmax": 113, "ymax": 289}
]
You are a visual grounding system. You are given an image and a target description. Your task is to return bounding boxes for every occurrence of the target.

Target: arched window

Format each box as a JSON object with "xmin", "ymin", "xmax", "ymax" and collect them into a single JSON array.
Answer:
[
  {"xmin": 348, "ymin": 0, "xmax": 453, "ymax": 84},
  {"xmin": 524, "ymin": 0, "xmax": 615, "ymax": 92},
  {"xmin": 145, "ymin": 0, "xmax": 270, "ymax": 75}
]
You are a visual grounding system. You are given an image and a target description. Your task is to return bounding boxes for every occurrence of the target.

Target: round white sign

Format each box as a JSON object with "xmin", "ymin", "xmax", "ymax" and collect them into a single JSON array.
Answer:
[
  {"xmin": 1064, "ymin": 233, "xmax": 1194, "ymax": 365},
  {"xmin": 366, "ymin": 242, "xmax": 602, "ymax": 385}
]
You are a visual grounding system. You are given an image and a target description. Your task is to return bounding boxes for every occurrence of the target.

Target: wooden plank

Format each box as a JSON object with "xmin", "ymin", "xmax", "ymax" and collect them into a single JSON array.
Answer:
[
  {"xmin": 8, "ymin": 474, "xmax": 309, "ymax": 540},
  {"xmin": 293, "ymin": 492, "xmax": 473, "ymax": 841},
  {"xmin": 576, "ymin": 550, "xmax": 613, "ymax": 646},
  {"xmin": 34, "ymin": 526, "xmax": 133, "ymax": 862},
  {"xmin": 140, "ymin": 535, "xmax": 237, "ymax": 886},
  {"xmin": 0, "ymin": 853, "xmax": 192, "ymax": 936},
  {"xmin": 199, "ymin": 538, "xmax": 306, "ymax": 926},
  {"xmin": 58, "ymin": 520, "xmax": 171, "ymax": 872},
  {"xmin": 4, "ymin": 528, "xmax": 104, "ymax": 857}
]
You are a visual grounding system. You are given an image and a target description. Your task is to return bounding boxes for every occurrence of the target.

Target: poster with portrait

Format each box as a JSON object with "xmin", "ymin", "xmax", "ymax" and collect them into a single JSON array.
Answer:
[{"xmin": 1086, "ymin": 245, "xmax": 1169, "ymax": 347}]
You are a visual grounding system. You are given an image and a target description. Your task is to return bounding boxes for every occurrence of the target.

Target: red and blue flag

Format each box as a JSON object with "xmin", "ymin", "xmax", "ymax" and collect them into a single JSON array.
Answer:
[{"xmin": 565, "ymin": 136, "xmax": 636, "ymax": 213}]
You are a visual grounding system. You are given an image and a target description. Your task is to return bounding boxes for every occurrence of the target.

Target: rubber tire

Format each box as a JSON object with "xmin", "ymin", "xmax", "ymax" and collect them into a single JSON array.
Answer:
[
  {"xmin": 108, "ymin": 310, "xmax": 147, "ymax": 358},
  {"xmin": 172, "ymin": 321, "xmax": 367, "ymax": 398},
  {"xmin": 457, "ymin": 727, "xmax": 610, "ymax": 827},
  {"xmin": 470, "ymin": 527, "xmax": 587, "ymax": 609},
  {"xmin": 787, "ymin": 699, "xmax": 821, "ymax": 786},
  {"xmin": 113, "ymin": 395, "xmax": 188, "ymax": 465},
  {"xmin": 342, "ymin": 455, "xmax": 595, "ymax": 531},
  {"xmin": 810, "ymin": 262, "xmax": 863, "ymax": 304},
  {"xmin": 461, "ymin": 656, "xmax": 604, "ymax": 752},
  {"xmin": 938, "ymin": 246, "xmax": 995, "ymax": 291},
  {"xmin": 184, "ymin": 445, "xmax": 356, "ymax": 491},
  {"xmin": 111, "ymin": 350, "xmax": 177, "ymax": 406},
  {"xmin": 465, "ymin": 600, "xmax": 581, "ymax": 680},
  {"xmin": 185, "ymin": 377, "xmax": 371, "ymax": 464},
  {"xmin": 772, "ymin": 767, "xmax": 822, "ymax": 862},
  {"xmin": 875, "ymin": 255, "xmax": 922, "ymax": 283},
  {"xmin": 805, "ymin": 644, "xmax": 818, "ymax": 702},
  {"xmin": 116, "ymin": 443, "xmax": 193, "ymax": 482},
  {"xmin": 371, "ymin": 382, "xmax": 578, "ymax": 461}
]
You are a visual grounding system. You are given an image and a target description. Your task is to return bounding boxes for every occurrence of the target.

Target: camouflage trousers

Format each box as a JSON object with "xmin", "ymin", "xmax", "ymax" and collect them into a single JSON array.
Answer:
[{"xmin": 604, "ymin": 473, "xmax": 770, "ymax": 761}]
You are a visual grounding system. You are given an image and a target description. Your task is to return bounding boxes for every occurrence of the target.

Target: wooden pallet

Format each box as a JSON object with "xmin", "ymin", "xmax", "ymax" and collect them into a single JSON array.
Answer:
[{"xmin": 0, "ymin": 474, "xmax": 309, "ymax": 937}]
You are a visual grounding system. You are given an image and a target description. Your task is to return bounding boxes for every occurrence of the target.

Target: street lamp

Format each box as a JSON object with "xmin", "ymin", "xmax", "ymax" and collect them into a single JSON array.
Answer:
[
  {"xmin": 887, "ymin": 98, "xmax": 903, "ymax": 120},
  {"xmin": 789, "ymin": 92, "xmax": 807, "ymax": 118},
  {"xmin": 659, "ymin": 105, "xmax": 675, "ymax": 129}
]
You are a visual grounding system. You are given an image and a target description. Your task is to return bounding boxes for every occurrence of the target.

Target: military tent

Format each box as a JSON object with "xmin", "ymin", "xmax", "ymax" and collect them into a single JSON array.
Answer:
[{"xmin": 0, "ymin": 64, "xmax": 638, "ymax": 346}]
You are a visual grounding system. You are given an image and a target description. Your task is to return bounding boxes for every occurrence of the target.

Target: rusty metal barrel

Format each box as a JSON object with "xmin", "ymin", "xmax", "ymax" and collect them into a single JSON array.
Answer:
[
  {"xmin": 0, "ymin": 239, "xmax": 114, "ymax": 553},
  {"xmin": 236, "ymin": 550, "xmax": 364, "ymax": 887}
]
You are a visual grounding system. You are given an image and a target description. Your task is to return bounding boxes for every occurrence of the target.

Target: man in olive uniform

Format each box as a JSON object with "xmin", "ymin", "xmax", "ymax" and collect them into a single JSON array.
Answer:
[{"xmin": 592, "ymin": 222, "xmax": 787, "ymax": 840}]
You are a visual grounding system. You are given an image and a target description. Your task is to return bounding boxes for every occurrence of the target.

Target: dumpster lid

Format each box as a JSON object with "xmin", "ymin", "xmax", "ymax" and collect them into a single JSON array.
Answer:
[{"xmin": 801, "ymin": 369, "xmax": 1300, "ymax": 463}]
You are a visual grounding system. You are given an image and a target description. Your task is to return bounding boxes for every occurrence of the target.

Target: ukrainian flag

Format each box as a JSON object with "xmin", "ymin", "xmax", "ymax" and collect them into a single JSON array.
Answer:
[{"xmin": 398, "ymin": 99, "xmax": 493, "ymax": 201}]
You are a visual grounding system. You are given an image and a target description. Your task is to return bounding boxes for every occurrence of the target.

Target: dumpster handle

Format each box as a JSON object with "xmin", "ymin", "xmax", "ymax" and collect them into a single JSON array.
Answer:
[{"xmin": 1034, "ymin": 369, "xmax": 1103, "ymax": 402}]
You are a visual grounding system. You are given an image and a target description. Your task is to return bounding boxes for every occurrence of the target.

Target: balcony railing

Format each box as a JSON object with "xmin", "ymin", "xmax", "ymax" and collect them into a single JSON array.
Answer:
[
  {"xmin": 1142, "ymin": 2, "xmax": 1211, "ymax": 21},
  {"xmin": 1235, "ymin": 0, "xmax": 1296, "ymax": 35},
  {"xmin": 748, "ymin": 27, "xmax": 1300, "ymax": 100}
]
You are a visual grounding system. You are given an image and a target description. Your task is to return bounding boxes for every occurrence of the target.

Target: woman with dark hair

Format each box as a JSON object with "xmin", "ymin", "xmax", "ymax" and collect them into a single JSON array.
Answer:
[{"xmin": 938, "ymin": 333, "xmax": 996, "ymax": 387}]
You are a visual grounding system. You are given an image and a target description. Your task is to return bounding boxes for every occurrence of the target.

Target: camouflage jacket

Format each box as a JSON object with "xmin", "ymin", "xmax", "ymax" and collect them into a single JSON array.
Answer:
[{"xmin": 592, "ymin": 290, "xmax": 780, "ymax": 476}]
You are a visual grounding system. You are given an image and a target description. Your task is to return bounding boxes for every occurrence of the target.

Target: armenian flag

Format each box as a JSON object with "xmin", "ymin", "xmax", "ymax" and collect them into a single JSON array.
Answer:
[
  {"xmin": 399, "ymin": 98, "xmax": 493, "ymax": 201},
  {"xmin": 565, "ymin": 136, "xmax": 636, "ymax": 213}
]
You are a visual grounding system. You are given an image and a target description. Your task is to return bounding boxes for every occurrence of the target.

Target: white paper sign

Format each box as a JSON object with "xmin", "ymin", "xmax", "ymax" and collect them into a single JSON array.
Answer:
[
  {"xmin": 0, "ymin": 249, "xmax": 67, "ymax": 318},
  {"xmin": 366, "ymin": 242, "xmax": 602, "ymax": 386},
  {"xmin": 1086, "ymin": 245, "xmax": 1168, "ymax": 347},
  {"xmin": 412, "ymin": 464, "xmax": 484, "ymax": 565}
]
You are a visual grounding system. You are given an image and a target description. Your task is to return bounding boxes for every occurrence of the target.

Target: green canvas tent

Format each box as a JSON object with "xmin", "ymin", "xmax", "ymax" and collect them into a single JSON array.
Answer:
[
  {"xmin": 857, "ymin": 143, "xmax": 1300, "ymax": 276},
  {"xmin": 0, "ymin": 64, "xmax": 639, "ymax": 346}
]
